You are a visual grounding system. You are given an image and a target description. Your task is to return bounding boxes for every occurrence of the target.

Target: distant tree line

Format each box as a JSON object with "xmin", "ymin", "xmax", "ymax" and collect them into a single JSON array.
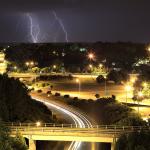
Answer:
[
  {"xmin": 5, "ymin": 42, "xmax": 148, "ymax": 72},
  {"xmin": 37, "ymin": 74, "xmax": 73, "ymax": 81},
  {"xmin": 96, "ymin": 69, "xmax": 129, "ymax": 84}
]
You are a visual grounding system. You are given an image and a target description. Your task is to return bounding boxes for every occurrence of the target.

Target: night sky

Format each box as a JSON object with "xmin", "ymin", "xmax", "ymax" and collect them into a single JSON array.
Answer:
[{"xmin": 0, "ymin": 0, "xmax": 150, "ymax": 43}]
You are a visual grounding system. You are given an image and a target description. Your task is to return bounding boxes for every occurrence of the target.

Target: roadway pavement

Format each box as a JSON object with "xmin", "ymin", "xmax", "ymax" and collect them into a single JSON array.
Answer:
[{"xmin": 31, "ymin": 92, "xmax": 95, "ymax": 150}]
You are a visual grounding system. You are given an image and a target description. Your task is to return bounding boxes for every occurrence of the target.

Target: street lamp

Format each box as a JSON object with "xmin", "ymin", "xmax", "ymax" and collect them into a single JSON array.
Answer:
[
  {"xmin": 137, "ymin": 91, "xmax": 143, "ymax": 114},
  {"xmin": 25, "ymin": 62, "xmax": 29, "ymax": 66},
  {"xmin": 30, "ymin": 61, "xmax": 34, "ymax": 66},
  {"xmin": 14, "ymin": 66, "xmax": 17, "ymax": 70},
  {"xmin": 53, "ymin": 65, "xmax": 57, "ymax": 69},
  {"xmin": 76, "ymin": 78, "xmax": 81, "ymax": 96},
  {"xmin": 36, "ymin": 121, "xmax": 41, "ymax": 127},
  {"xmin": 99, "ymin": 63, "xmax": 103, "ymax": 68},
  {"xmin": 88, "ymin": 53, "xmax": 94, "ymax": 60},
  {"xmin": 104, "ymin": 76, "xmax": 107, "ymax": 96},
  {"xmin": 89, "ymin": 64, "xmax": 93, "ymax": 69},
  {"xmin": 125, "ymin": 84, "xmax": 132, "ymax": 104}
]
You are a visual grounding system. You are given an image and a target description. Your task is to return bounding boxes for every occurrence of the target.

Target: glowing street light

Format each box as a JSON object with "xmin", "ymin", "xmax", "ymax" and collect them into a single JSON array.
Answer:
[
  {"xmin": 53, "ymin": 65, "xmax": 57, "ymax": 69},
  {"xmin": 30, "ymin": 61, "xmax": 34, "ymax": 66},
  {"xmin": 14, "ymin": 66, "xmax": 17, "ymax": 70},
  {"xmin": 137, "ymin": 91, "xmax": 143, "ymax": 114},
  {"xmin": 125, "ymin": 85, "xmax": 132, "ymax": 91},
  {"xmin": 36, "ymin": 121, "xmax": 41, "ymax": 127},
  {"xmin": 88, "ymin": 53, "xmax": 94, "ymax": 60},
  {"xmin": 89, "ymin": 64, "xmax": 93, "ymax": 68},
  {"xmin": 104, "ymin": 76, "xmax": 107, "ymax": 96},
  {"xmin": 138, "ymin": 91, "xmax": 143, "ymax": 97},
  {"xmin": 99, "ymin": 63, "xmax": 103, "ymax": 68},
  {"xmin": 76, "ymin": 78, "xmax": 80, "ymax": 83},
  {"xmin": 19, "ymin": 78, "xmax": 23, "ymax": 81},
  {"xmin": 25, "ymin": 62, "xmax": 29, "ymax": 66}
]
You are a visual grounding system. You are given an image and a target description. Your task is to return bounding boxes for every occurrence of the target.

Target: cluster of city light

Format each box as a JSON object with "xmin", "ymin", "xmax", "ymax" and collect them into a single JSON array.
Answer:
[
  {"xmin": 51, "ymin": 51, "xmax": 66, "ymax": 57},
  {"xmin": 133, "ymin": 45, "xmax": 150, "ymax": 67},
  {"xmin": 134, "ymin": 59, "xmax": 150, "ymax": 66},
  {"xmin": 124, "ymin": 83, "xmax": 139, "ymax": 105},
  {"xmin": 87, "ymin": 53, "xmax": 105, "ymax": 74},
  {"xmin": 25, "ymin": 61, "xmax": 35, "ymax": 67},
  {"xmin": 124, "ymin": 76, "xmax": 149, "ymax": 109},
  {"xmin": 1, "ymin": 46, "xmax": 10, "ymax": 52}
]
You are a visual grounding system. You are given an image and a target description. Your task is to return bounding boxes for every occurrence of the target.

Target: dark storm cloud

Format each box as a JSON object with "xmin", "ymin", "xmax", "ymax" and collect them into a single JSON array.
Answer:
[
  {"xmin": 0, "ymin": 0, "xmax": 150, "ymax": 42},
  {"xmin": 0, "ymin": 0, "xmax": 87, "ymax": 12},
  {"xmin": 0, "ymin": 0, "xmax": 149, "ymax": 13}
]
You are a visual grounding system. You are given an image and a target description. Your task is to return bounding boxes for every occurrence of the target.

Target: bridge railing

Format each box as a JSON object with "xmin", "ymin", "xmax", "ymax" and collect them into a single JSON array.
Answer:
[
  {"xmin": 9, "ymin": 126, "xmax": 150, "ymax": 138},
  {"xmin": 4, "ymin": 122, "xmax": 150, "ymax": 132}
]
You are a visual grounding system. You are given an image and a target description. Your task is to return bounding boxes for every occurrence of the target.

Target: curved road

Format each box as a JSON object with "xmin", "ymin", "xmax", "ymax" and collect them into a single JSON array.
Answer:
[{"xmin": 31, "ymin": 93, "xmax": 93, "ymax": 150}]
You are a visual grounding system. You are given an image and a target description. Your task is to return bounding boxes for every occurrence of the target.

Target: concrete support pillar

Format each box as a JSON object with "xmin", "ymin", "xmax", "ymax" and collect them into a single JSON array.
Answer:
[
  {"xmin": 29, "ymin": 139, "xmax": 36, "ymax": 150},
  {"xmin": 111, "ymin": 138, "xmax": 116, "ymax": 150},
  {"xmin": 91, "ymin": 142, "xmax": 96, "ymax": 150}
]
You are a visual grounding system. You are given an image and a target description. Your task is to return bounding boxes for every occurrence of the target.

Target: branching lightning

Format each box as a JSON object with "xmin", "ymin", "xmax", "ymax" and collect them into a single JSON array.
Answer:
[
  {"xmin": 24, "ymin": 12, "xmax": 69, "ymax": 43},
  {"xmin": 52, "ymin": 11, "xmax": 69, "ymax": 42},
  {"xmin": 26, "ymin": 13, "xmax": 40, "ymax": 43}
]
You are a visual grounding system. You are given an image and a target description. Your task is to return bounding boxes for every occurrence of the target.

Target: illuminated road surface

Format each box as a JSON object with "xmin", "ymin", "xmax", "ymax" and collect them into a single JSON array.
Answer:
[{"xmin": 31, "ymin": 94, "xmax": 93, "ymax": 150}]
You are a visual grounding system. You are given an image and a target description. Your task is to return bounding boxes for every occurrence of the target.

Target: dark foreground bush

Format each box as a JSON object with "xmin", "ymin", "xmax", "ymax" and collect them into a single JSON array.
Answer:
[
  {"xmin": 47, "ymin": 91, "xmax": 52, "ymax": 95},
  {"xmin": 96, "ymin": 75, "xmax": 105, "ymax": 84},
  {"xmin": 55, "ymin": 92, "xmax": 61, "ymax": 96},
  {"xmin": 64, "ymin": 95, "xmax": 70, "ymax": 98},
  {"xmin": 73, "ymin": 97, "xmax": 78, "ymax": 100},
  {"xmin": 116, "ymin": 130, "xmax": 150, "ymax": 150},
  {"xmin": 0, "ymin": 74, "xmax": 53, "ymax": 122},
  {"xmin": 37, "ymin": 89, "xmax": 42, "ymax": 93},
  {"xmin": 37, "ymin": 75, "xmax": 73, "ymax": 81}
]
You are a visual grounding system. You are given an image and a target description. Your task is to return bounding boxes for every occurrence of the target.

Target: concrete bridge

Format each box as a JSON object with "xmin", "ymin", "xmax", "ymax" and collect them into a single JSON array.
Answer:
[{"xmin": 7, "ymin": 123, "xmax": 150, "ymax": 150}]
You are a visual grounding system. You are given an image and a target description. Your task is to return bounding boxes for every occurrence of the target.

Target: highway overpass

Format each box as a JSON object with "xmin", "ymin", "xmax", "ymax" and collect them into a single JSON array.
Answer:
[{"xmin": 7, "ymin": 123, "xmax": 149, "ymax": 150}]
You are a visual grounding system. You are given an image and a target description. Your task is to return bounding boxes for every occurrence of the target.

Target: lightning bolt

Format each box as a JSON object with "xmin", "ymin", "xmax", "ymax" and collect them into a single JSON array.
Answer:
[
  {"xmin": 52, "ymin": 11, "xmax": 69, "ymax": 42},
  {"xmin": 26, "ymin": 13, "xmax": 40, "ymax": 43}
]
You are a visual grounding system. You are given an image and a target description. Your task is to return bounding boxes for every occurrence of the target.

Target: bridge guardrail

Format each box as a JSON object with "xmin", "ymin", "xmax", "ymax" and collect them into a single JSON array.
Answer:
[{"xmin": 4, "ymin": 122, "xmax": 150, "ymax": 132}]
